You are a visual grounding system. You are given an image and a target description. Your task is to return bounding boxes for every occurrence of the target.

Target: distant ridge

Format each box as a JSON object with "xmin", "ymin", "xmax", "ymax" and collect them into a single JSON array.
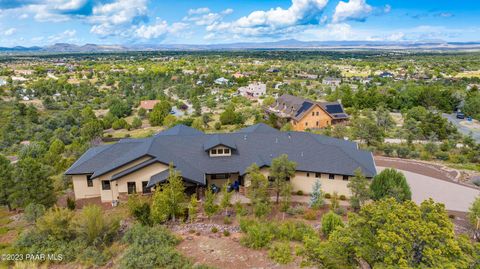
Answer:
[{"xmin": 1, "ymin": 39, "xmax": 480, "ymax": 53}]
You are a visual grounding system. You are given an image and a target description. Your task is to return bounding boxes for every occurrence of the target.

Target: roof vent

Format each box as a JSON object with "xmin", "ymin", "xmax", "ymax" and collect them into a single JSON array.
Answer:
[
  {"xmin": 275, "ymin": 137, "xmax": 278, "ymax": 143},
  {"xmin": 301, "ymin": 151, "xmax": 304, "ymax": 157},
  {"xmin": 244, "ymin": 135, "xmax": 247, "ymax": 140},
  {"xmin": 288, "ymin": 133, "xmax": 291, "ymax": 140}
]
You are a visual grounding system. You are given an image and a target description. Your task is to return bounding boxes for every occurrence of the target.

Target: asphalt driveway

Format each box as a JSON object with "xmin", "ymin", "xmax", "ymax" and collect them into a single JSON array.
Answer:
[
  {"xmin": 442, "ymin": 113, "xmax": 480, "ymax": 143},
  {"xmin": 377, "ymin": 166, "xmax": 479, "ymax": 212}
]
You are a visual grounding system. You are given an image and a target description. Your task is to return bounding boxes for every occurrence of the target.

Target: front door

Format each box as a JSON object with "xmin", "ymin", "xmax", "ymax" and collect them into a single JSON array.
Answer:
[{"xmin": 127, "ymin": 182, "xmax": 136, "ymax": 194}]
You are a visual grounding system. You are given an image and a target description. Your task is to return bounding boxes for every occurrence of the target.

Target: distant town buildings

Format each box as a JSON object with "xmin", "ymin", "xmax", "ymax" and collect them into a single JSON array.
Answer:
[
  {"xmin": 267, "ymin": 94, "xmax": 349, "ymax": 131},
  {"xmin": 322, "ymin": 77, "xmax": 342, "ymax": 87},
  {"xmin": 139, "ymin": 100, "xmax": 160, "ymax": 112},
  {"xmin": 214, "ymin": 77, "xmax": 229, "ymax": 85},
  {"xmin": 238, "ymin": 82, "xmax": 267, "ymax": 99}
]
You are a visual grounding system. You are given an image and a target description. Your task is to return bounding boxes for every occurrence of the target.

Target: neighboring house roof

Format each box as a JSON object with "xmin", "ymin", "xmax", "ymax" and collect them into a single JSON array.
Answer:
[
  {"xmin": 66, "ymin": 123, "xmax": 376, "ymax": 188},
  {"xmin": 271, "ymin": 94, "xmax": 349, "ymax": 121},
  {"xmin": 139, "ymin": 100, "xmax": 160, "ymax": 110}
]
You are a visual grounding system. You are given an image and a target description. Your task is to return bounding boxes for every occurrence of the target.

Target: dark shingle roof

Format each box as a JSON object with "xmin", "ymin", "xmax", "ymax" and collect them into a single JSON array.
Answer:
[{"xmin": 66, "ymin": 124, "xmax": 376, "ymax": 187}]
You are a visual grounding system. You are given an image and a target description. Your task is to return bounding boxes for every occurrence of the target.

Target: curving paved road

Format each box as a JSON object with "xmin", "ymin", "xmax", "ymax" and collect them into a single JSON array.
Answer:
[
  {"xmin": 377, "ymin": 166, "xmax": 479, "ymax": 212},
  {"xmin": 442, "ymin": 113, "xmax": 480, "ymax": 143}
]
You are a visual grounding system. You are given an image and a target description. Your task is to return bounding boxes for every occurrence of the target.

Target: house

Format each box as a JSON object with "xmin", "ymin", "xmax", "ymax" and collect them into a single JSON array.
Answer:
[
  {"xmin": 139, "ymin": 100, "xmax": 160, "ymax": 112},
  {"xmin": 233, "ymin": 72, "xmax": 245, "ymax": 79},
  {"xmin": 65, "ymin": 124, "xmax": 376, "ymax": 203},
  {"xmin": 238, "ymin": 82, "xmax": 267, "ymax": 99},
  {"xmin": 322, "ymin": 77, "xmax": 341, "ymax": 87},
  {"xmin": 267, "ymin": 94, "xmax": 349, "ymax": 131},
  {"xmin": 379, "ymin": 71, "xmax": 394, "ymax": 78},
  {"xmin": 214, "ymin": 77, "xmax": 229, "ymax": 85}
]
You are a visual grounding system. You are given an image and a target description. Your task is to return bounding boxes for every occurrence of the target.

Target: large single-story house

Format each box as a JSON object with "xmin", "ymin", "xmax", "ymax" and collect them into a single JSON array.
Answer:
[
  {"xmin": 238, "ymin": 82, "xmax": 267, "ymax": 99},
  {"xmin": 266, "ymin": 94, "xmax": 349, "ymax": 131},
  {"xmin": 65, "ymin": 123, "xmax": 376, "ymax": 203}
]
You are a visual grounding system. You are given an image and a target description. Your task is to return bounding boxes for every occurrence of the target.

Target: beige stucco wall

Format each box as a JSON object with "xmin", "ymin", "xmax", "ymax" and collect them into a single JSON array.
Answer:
[
  {"xmin": 292, "ymin": 105, "xmax": 332, "ymax": 131},
  {"xmin": 113, "ymin": 162, "xmax": 169, "ymax": 199},
  {"xmin": 244, "ymin": 169, "xmax": 352, "ymax": 197},
  {"xmin": 72, "ymin": 175, "xmax": 101, "ymax": 200},
  {"xmin": 72, "ymin": 156, "xmax": 152, "ymax": 202},
  {"xmin": 290, "ymin": 172, "xmax": 352, "ymax": 196}
]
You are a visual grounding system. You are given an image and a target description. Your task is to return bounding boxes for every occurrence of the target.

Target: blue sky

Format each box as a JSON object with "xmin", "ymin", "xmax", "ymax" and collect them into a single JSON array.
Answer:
[{"xmin": 0, "ymin": 0, "xmax": 479, "ymax": 46}]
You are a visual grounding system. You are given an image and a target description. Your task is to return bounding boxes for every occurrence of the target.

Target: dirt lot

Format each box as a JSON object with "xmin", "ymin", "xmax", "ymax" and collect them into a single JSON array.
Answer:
[{"xmin": 176, "ymin": 232, "xmax": 304, "ymax": 269}]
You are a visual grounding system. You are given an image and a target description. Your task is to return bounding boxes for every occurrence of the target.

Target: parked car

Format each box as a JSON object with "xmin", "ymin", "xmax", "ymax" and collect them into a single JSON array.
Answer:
[{"xmin": 456, "ymin": 112, "xmax": 465, "ymax": 119}]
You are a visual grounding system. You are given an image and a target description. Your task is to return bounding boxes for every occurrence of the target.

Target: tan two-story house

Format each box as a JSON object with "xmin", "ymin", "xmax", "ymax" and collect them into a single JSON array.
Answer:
[{"xmin": 267, "ymin": 94, "xmax": 348, "ymax": 131}]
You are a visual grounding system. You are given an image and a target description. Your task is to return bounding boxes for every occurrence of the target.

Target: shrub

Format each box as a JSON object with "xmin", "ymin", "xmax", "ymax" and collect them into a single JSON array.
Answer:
[
  {"xmin": 72, "ymin": 205, "xmax": 120, "ymax": 247},
  {"xmin": 435, "ymin": 151, "xmax": 449, "ymax": 161},
  {"xmin": 234, "ymin": 201, "xmax": 248, "ymax": 217},
  {"xmin": 127, "ymin": 194, "xmax": 152, "ymax": 226},
  {"xmin": 472, "ymin": 178, "xmax": 480, "ymax": 187},
  {"xmin": 223, "ymin": 230, "xmax": 231, "ymax": 237},
  {"xmin": 321, "ymin": 212, "xmax": 344, "ymax": 237},
  {"xmin": 296, "ymin": 190, "xmax": 304, "ymax": 196},
  {"xmin": 334, "ymin": 206, "xmax": 347, "ymax": 216},
  {"xmin": 214, "ymin": 122, "xmax": 221, "ymax": 130},
  {"xmin": 286, "ymin": 205, "xmax": 305, "ymax": 216},
  {"xmin": 121, "ymin": 224, "xmax": 191, "ymax": 269},
  {"xmin": 268, "ymin": 242, "xmax": 293, "ymax": 264},
  {"xmin": 303, "ymin": 209, "xmax": 317, "ymax": 220},
  {"xmin": 211, "ymin": 227, "xmax": 218, "ymax": 233},
  {"xmin": 189, "ymin": 229, "xmax": 196, "ymax": 234},
  {"xmin": 240, "ymin": 220, "xmax": 275, "ymax": 249},
  {"xmin": 66, "ymin": 197, "xmax": 76, "ymax": 210},
  {"xmin": 223, "ymin": 216, "xmax": 232, "ymax": 225},
  {"xmin": 324, "ymin": 193, "xmax": 331, "ymax": 199},
  {"xmin": 339, "ymin": 195, "xmax": 347, "ymax": 201},
  {"xmin": 23, "ymin": 203, "xmax": 45, "ymax": 223},
  {"xmin": 277, "ymin": 221, "xmax": 316, "ymax": 241}
]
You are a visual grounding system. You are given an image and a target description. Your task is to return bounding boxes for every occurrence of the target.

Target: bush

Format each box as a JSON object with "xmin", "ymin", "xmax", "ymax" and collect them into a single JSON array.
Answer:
[
  {"xmin": 296, "ymin": 190, "xmax": 304, "ymax": 196},
  {"xmin": 472, "ymin": 177, "xmax": 480, "ymax": 187},
  {"xmin": 268, "ymin": 242, "xmax": 293, "ymax": 264},
  {"xmin": 23, "ymin": 203, "xmax": 45, "ymax": 223},
  {"xmin": 303, "ymin": 209, "xmax": 317, "ymax": 220},
  {"xmin": 396, "ymin": 146, "xmax": 410, "ymax": 158},
  {"xmin": 321, "ymin": 212, "xmax": 344, "ymax": 237},
  {"xmin": 223, "ymin": 216, "xmax": 232, "ymax": 225},
  {"xmin": 223, "ymin": 230, "xmax": 231, "ymax": 237},
  {"xmin": 121, "ymin": 224, "xmax": 192, "ymax": 269},
  {"xmin": 211, "ymin": 227, "xmax": 218, "ymax": 233},
  {"xmin": 66, "ymin": 197, "xmax": 76, "ymax": 210},
  {"xmin": 334, "ymin": 206, "xmax": 347, "ymax": 216},
  {"xmin": 339, "ymin": 195, "xmax": 347, "ymax": 201},
  {"xmin": 435, "ymin": 151, "xmax": 449, "ymax": 161},
  {"xmin": 277, "ymin": 221, "xmax": 316, "ymax": 241},
  {"xmin": 240, "ymin": 220, "xmax": 275, "ymax": 249},
  {"xmin": 214, "ymin": 122, "xmax": 221, "ymax": 130},
  {"xmin": 324, "ymin": 193, "xmax": 331, "ymax": 199},
  {"xmin": 127, "ymin": 194, "xmax": 152, "ymax": 226},
  {"xmin": 73, "ymin": 205, "xmax": 120, "ymax": 247},
  {"xmin": 234, "ymin": 202, "xmax": 248, "ymax": 217}
]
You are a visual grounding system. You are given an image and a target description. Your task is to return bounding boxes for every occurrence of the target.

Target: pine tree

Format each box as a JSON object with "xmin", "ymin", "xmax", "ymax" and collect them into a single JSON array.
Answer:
[
  {"xmin": 151, "ymin": 165, "xmax": 186, "ymax": 223},
  {"xmin": 188, "ymin": 195, "xmax": 198, "ymax": 223},
  {"xmin": 0, "ymin": 154, "xmax": 14, "ymax": 210},
  {"xmin": 270, "ymin": 154, "xmax": 296, "ymax": 204},
  {"xmin": 245, "ymin": 164, "xmax": 271, "ymax": 218},
  {"xmin": 347, "ymin": 168, "xmax": 371, "ymax": 211},
  {"xmin": 10, "ymin": 157, "xmax": 56, "ymax": 208},
  {"xmin": 309, "ymin": 179, "xmax": 324, "ymax": 209},
  {"xmin": 203, "ymin": 188, "xmax": 218, "ymax": 221},
  {"xmin": 220, "ymin": 181, "xmax": 232, "ymax": 215}
]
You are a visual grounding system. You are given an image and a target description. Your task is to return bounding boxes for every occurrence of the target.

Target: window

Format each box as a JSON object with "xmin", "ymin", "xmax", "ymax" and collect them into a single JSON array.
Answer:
[
  {"xmin": 217, "ymin": 148, "xmax": 224, "ymax": 154},
  {"xmin": 306, "ymin": 172, "xmax": 310, "ymax": 177},
  {"xmin": 316, "ymin": 121, "xmax": 319, "ymax": 126},
  {"xmin": 316, "ymin": 112, "xmax": 319, "ymax": 116},
  {"xmin": 315, "ymin": 173, "xmax": 321, "ymax": 178},
  {"xmin": 102, "ymin": 180, "xmax": 111, "ymax": 190},
  {"xmin": 329, "ymin": 174, "xmax": 335, "ymax": 180},
  {"xmin": 127, "ymin": 182, "xmax": 136, "ymax": 194},
  {"xmin": 211, "ymin": 149, "xmax": 217, "ymax": 154},
  {"xmin": 224, "ymin": 148, "xmax": 230, "ymax": 154},
  {"xmin": 312, "ymin": 112, "xmax": 314, "ymax": 116},
  {"xmin": 343, "ymin": 175, "xmax": 349, "ymax": 181},
  {"xmin": 87, "ymin": 175, "xmax": 93, "ymax": 187},
  {"xmin": 305, "ymin": 122, "xmax": 308, "ymax": 126},
  {"xmin": 211, "ymin": 174, "xmax": 229, "ymax": 180},
  {"xmin": 142, "ymin": 181, "xmax": 151, "ymax": 193}
]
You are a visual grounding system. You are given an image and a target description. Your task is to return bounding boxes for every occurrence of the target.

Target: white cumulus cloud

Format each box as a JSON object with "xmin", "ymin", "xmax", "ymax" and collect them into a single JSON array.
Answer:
[
  {"xmin": 333, "ymin": 0, "xmax": 373, "ymax": 23},
  {"xmin": 4, "ymin": 28, "xmax": 16, "ymax": 36}
]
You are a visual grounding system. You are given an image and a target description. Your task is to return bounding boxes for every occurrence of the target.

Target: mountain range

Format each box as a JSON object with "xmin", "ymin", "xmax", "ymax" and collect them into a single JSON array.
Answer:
[{"xmin": 1, "ymin": 39, "xmax": 480, "ymax": 53}]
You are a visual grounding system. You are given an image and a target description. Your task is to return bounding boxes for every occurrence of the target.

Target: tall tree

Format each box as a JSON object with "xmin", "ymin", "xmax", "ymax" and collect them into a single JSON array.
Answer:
[
  {"xmin": 270, "ymin": 154, "xmax": 296, "ymax": 204},
  {"xmin": 203, "ymin": 188, "xmax": 218, "ymax": 221},
  {"xmin": 303, "ymin": 198, "xmax": 479, "ymax": 268},
  {"xmin": 10, "ymin": 157, "xmax": 56, "ymax": 208},
  {"xmin": 370, "ymin": 168, "xmax": 411, "ymax": 202},
  {"xmin": 347, "ymin": 168, "xmax": 371, "ymax": 211},
  {"xmin": 0, "ymin": 154, "xmax": 14, "ymax": 210},
  {"xmin": 245, "ymin": 163, "xmax": 271, "ymax": 218},
  {"xmin": 151, "ymin": 165, "xmax": 186, "ymax": 223},
  {"xmin": 469, "ymin": 196, "xmax": 480, "ymax": 241},
  {"xmin": 220, "ymin": 181, "xmax": 233, "ymax": 215}
]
